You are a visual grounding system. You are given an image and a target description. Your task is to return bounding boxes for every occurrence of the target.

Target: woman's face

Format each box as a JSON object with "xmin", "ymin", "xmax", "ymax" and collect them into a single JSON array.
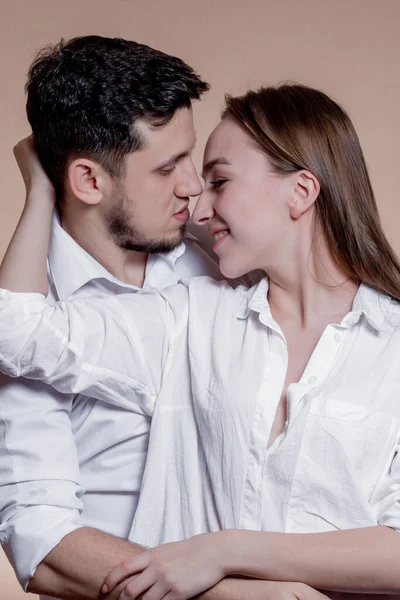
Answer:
[{"xmin": 193, "ymin": 118, "xmax": 297, "ymax": 279}]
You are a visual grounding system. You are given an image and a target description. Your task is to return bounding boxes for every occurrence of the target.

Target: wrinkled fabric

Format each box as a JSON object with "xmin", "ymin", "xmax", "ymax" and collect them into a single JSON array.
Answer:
[
  {"xmin": 1, "ymin": 278, "xmax": 400, "ymax": 599},
  {"xmin": 0, "ymin": 213, "xmax": 221, "ymax": 595}
]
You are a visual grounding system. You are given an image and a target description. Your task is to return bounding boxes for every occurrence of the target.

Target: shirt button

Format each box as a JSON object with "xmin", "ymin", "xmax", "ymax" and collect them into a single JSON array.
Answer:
[
  {"xmin": 334, "ymin": 333, "xmax": 341, "ymax": 342},
  {"xmin": 308, "ymin": 376, "xmax": 317, "ymax": 384}
]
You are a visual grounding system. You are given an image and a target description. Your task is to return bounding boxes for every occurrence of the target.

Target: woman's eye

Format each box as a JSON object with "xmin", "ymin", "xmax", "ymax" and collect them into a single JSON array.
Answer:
[{"xmin": 210, "ymin": 179, "xmax": 227, "ymax": 189}]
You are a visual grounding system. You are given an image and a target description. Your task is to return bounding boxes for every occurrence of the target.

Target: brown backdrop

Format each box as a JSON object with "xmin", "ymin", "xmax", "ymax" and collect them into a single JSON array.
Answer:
[{"xmin": 1, "ymin": 0, "xmax": 399, "ymax": 597}]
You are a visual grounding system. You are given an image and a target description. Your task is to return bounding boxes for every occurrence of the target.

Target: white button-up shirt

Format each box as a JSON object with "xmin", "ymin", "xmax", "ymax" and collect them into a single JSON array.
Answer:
[
  {"xmin": 0, "ymin": 214, "xmax": 221, "ymax": 596},
  {"xmin": 1, "ymin": 277, "xmax": 400, "ymax": 598}
]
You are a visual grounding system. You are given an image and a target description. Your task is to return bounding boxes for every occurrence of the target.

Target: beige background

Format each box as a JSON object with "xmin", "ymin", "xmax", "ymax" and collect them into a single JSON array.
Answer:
[{"xmin": 1, "ymin": 0, "xmax": 399, "ymax": 597}]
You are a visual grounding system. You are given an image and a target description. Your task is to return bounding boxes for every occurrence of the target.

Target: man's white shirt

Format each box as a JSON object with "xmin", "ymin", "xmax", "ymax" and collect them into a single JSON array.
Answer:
[{"xmin": 0, "ymin": 213, "xmax": 221, "ymax": 595}]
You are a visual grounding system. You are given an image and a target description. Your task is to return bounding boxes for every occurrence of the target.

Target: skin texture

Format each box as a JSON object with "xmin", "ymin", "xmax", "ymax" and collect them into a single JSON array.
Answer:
[
  {"xmin": 194, "ymin": 117, "xmax": 296, "ymax": 279},
  {"xmin": 62, "ymin": 106, "xmax": 203, "ymax": 287}
]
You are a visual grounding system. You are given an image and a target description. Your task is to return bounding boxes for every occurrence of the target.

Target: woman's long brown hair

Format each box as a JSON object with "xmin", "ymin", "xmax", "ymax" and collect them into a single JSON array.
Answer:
[{"xmin": 223, "ymin": 84, "xmax": 400, "ymax": 301}]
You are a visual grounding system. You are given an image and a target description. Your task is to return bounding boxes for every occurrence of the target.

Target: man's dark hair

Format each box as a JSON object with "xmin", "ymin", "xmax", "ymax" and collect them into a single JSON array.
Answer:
[{"xmin": 26, "ymin": 35, "xmax": 210, "ymax": 198}]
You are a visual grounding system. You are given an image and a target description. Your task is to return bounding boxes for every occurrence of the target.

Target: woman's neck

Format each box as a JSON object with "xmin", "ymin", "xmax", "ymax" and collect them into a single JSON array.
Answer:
[{"xmin": 267, "ymin": 230, "xmax": 358, "ymax": 328}]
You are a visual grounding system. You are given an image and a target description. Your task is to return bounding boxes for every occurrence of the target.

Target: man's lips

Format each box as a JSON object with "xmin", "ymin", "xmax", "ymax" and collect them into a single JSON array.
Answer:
[{"xmin": 173, "ymin": 207, "xmax": 190, "ymax": 223}]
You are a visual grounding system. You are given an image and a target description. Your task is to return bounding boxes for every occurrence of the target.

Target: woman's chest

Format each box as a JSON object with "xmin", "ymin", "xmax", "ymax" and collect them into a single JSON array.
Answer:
[{"xmin": 187, "ymin": 320, "xmax": 400, "ymax": 531}]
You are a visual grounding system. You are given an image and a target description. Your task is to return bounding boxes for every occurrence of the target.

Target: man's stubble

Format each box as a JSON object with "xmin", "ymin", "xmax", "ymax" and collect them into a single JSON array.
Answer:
[{"xmin": 106, "ymin": 183, "xmax": 186, "ymax": 255}]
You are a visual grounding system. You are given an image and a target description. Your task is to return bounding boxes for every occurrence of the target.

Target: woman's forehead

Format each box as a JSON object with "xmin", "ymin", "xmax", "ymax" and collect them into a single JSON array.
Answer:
[{"xmin": 203, "ymin": 118, "xmax": 253, "ymax": 162}]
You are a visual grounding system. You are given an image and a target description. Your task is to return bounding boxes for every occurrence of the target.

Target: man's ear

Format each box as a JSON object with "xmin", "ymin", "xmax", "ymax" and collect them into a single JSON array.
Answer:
[
  {"xmin": 289, "ymin": 170, "xmax": 320, "ymax": 219},
  {"xmin": 67, "ymin": 158, "xmax": 109, "ymax": 205}
]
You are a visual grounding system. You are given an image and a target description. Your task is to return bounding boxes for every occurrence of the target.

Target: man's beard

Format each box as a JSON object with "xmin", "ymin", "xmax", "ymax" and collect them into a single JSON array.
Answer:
[{"xmin": 106, "ymin": 186, "xmax": 186, "ymax": 255}]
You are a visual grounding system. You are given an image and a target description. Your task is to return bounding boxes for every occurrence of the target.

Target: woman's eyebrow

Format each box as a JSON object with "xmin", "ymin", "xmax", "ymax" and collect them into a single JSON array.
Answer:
[{"xmin": 201, "ymin": 158, "xmax": 231, "ymax": 178}]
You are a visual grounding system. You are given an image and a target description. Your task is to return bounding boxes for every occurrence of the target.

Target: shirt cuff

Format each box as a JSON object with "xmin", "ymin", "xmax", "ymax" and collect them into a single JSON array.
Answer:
[{"xmin": 0, "ymin": 505, "xmax": 84, "ymax": 590}]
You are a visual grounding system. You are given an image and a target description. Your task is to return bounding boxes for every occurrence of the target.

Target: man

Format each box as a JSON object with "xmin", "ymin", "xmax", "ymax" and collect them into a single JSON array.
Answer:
[{"xmin": 0, "ymin": 35, "xmax": 224, "ymax": 600}]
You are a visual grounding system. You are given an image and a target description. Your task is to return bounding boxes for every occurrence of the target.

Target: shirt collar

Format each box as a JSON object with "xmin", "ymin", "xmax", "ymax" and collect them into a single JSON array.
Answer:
[
  {"xmin": 350, "ymin": 283, "xmax": 391, "ymax": 331},
  {"xmin": 235, "ymin": 277, "xmax": 390, "ymax": 332},
  {"xmin": 48, "ymin": 211, "xmax": 187, "ymax": 300},
  {"xmin": 235, "ymin": 277, "xmax": 271, "ymax": 320}
]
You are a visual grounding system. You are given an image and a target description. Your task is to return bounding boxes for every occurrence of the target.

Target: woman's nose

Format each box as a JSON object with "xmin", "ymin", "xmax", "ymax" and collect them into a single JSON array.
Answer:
[{"xmin": 192, "ymin": 190, "xmax": 215, "ymax": 225}]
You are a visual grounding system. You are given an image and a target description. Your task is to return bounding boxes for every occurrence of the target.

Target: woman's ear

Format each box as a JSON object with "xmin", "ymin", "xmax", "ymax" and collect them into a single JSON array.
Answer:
[
  {"xmin": 67, "ymin": 158, "xmax": 108, "ymax": 205},
  {"xmin": 289, "ymin": 170, "xmax": 320, "ymax": 219}
]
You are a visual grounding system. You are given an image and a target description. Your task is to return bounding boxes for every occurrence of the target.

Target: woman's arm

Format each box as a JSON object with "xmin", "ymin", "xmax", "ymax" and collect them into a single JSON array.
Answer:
[
  {"xmin": 224, "ymin": 526, "xmax": 400, "ymax": 593},
  {"xmin": 103, "ymin": 526, "xmax": 400, "ymax": 599},
  {"xmin": 0, "ymin": 136, "xmax": 54, "ymax": 293},
  {"xmin": 0, "ymin": 285, "xmax": 167, "ymax": 412}
]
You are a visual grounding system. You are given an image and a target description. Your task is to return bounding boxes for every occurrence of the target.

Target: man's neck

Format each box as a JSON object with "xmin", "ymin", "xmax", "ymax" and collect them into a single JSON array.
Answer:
[{"xmin": 60, "ymin": 207, "xmax": 148, "ymax": 288}]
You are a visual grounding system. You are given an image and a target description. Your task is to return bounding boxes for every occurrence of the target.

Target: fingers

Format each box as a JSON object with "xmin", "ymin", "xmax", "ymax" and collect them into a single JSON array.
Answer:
[
  {"xmin": 118, "ymin": 570, "xmax": 157, "ymax": 600},
  {"xmin": 141, "ymin": 582, "xmax": 171, "ymax": 600},
  {"xmin": 103, "ymin": 552, "xmax": 152, "ymax": 594},
  {"xmin": 162, "ymin": 593, "xmax": 178, "ymax": 600}
]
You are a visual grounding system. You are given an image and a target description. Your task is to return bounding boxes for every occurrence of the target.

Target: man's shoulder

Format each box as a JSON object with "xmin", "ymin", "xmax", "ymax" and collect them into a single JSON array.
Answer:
[
  {"xmin": 158, "ymin": 275, "xmax": 241, "ymax": 312},
  {"xmin": 185, "ymin": 275, "xmax": 249, "ymax": 313}
]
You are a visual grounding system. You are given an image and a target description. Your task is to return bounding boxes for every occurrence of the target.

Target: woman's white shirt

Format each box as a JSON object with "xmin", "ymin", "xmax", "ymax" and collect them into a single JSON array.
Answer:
[{"xmin": 0, "ymin": 278, "xmax": 400, "ymax": 548}]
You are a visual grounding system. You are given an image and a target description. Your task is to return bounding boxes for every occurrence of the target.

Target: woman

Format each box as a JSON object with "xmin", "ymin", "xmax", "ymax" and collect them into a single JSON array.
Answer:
[{"xmin": 1, "ymin": 84, "xmax": 400, "ymax": 600}]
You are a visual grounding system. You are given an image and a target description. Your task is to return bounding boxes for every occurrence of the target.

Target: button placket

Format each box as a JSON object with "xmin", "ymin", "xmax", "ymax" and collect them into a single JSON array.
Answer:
[
  {"xmin": 239, "ymin": 332, "xmax": 287, "ymax": 530},
  {"xmin": 300, "ymin": 324, "xmax": 347, "ymax": 390}
]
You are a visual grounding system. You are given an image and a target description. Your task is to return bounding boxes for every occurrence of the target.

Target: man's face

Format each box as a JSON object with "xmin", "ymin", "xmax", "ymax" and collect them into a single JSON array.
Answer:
[{"xmin": 105, "ymin": 107, "xmax": 203, "ymax": 254}]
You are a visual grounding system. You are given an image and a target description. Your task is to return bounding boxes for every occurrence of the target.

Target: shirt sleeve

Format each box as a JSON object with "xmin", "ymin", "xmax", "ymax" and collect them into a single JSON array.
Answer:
[
  {"xmin": 0, "ymin": 374, "xmax": 84, "ymax": 589},
  {"xmin": 0, "ymin": 287, "xmax": 185, "ymax": 416}
]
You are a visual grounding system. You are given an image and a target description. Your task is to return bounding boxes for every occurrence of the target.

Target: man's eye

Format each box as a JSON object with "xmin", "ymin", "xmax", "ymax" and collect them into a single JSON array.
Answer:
[
  {"xmin": 210, "ymin": 179, "xmax": 227, "ymax": 189},
  {"xmin": 160, "ymin": 166, "xmax": 176, "ymax": 176}
]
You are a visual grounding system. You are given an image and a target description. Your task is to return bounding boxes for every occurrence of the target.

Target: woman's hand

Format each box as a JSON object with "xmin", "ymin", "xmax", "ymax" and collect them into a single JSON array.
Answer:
[
  {"xmin": 103, "ymin": 571, "xmax": 331, "ymax": 600},
  {"xmin": 13, "ymin": 135, "xmax": 56, "ymax": 205},
  {"xmin": 102, "ymin": 533, "xmax": 228, "ymax": 600}
]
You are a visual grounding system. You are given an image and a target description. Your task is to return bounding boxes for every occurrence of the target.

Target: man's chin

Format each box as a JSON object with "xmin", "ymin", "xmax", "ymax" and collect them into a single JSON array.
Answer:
[{"xmin": 120, "ymin": 226, "xmax": 186, "ymax": 255}]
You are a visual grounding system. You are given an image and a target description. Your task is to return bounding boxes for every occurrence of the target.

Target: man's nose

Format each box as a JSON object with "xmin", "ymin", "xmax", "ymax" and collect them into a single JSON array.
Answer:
[{"xmin": 175, "ymin": 161, "xmax": 203, "ymax": 198}]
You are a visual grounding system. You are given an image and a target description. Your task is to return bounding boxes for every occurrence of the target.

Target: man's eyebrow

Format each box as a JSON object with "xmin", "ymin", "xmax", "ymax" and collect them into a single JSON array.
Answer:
[
  {"xmin": 201, "ymin": 158, "xmax": 231, "ymax": 178},
  {"xmin": 155, "ymin": 139, "xmax": 197, "ymax": 170}
]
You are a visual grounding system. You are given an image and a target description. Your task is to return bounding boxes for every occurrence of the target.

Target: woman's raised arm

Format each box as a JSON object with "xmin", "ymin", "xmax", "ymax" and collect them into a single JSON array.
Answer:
[{"xmin": 0, "ymin": 136, "xmax": 55, "ymax": 293}]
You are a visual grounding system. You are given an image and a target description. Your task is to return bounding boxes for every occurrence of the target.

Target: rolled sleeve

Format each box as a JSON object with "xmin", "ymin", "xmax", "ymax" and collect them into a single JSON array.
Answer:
[
  {"xmin": 2, "ymin": 499, "xmax": 84, "ymax": 590},
  {"xmin": 0, "ymin": 376, "xmax": 85, "ymax": 589},
  {"xmin": 0, "ymin": 288, "xmax": 175, "ymax": 416}
]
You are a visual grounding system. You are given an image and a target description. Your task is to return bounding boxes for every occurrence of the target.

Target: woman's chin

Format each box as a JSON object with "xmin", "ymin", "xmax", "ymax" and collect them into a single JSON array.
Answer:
[{"xmin": 219, "ymin": 259, "xmax": 249, "ymax": 281}]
